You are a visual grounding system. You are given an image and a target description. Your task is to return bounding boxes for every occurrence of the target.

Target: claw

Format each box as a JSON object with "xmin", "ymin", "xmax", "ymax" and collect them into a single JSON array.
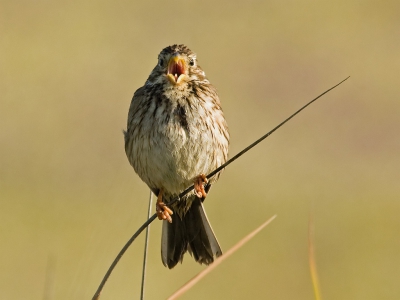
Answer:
[
  {"xmin": 194, "ymin": 174, "xmax": 208, "ymax": 198},
  {"xmin": 156, "ymin": 189, "xmax": 173, "ymax": 223}
]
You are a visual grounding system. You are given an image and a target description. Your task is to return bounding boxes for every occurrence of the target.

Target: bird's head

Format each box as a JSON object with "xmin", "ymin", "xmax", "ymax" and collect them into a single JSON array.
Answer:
[{"xmin": 146, "ymin": 44, "xmax": 207, "ymax": 86}]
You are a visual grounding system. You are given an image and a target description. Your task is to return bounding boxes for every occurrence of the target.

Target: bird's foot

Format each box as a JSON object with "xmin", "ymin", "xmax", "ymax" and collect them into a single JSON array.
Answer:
[
  {"xmin": 194, "ymin": 174, "xmax": 208, "ymax": 198},
  {"xmin": 156, "ymin": 190, "xmax": 173, "ymax": 223}
]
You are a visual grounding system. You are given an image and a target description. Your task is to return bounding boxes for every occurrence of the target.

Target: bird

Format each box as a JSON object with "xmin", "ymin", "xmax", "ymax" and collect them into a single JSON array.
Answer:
[{"xmin": 124, "ymin": 44, "xmax": 229, "ymax": 269}]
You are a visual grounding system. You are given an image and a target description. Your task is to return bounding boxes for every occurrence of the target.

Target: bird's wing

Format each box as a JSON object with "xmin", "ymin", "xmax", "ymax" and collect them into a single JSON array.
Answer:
[{"xmin": 124, "ymin": 86, "xmax": 145, "ymax": 148}]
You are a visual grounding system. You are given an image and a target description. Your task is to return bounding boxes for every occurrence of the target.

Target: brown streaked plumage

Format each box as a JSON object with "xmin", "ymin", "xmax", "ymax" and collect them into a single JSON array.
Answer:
[{"xmin": 124, "ymin": 44, "xmax": 229, "ymax": 268}]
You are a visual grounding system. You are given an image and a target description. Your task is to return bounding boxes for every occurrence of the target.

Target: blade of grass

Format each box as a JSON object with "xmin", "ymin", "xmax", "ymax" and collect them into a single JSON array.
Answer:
[
  {"xmin": 140, "ymin": 190, "xmax": 153, "ymax": 300},
  {"xmin": 167, "ymin": 215, "xmax": 277, "ymax": 300},
  {"xmin": 43, "ymin": 255, "xmax": 56, "ymax": 300},
  {"xmin": 309, "ymin": 214, "xmax": 322, "ymax": 300}
]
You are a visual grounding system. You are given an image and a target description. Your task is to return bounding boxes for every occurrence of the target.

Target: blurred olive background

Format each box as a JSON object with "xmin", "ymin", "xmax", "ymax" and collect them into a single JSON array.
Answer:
[{"xmin": 1, "ymin": 1, "xmax": 400, "ymax": 299}]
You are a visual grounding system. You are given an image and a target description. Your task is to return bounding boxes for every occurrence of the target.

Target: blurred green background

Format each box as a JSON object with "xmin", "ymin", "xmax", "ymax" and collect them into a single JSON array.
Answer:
[{"xmin": 1, "ymin": 1, "xmax": 400, "ymax": 299}]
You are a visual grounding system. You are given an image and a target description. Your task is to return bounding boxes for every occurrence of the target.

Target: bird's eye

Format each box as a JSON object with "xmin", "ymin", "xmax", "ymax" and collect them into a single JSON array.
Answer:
[
  {"xmin": 189, "ymin": 59, "xmax": 195, "ymax": 66},
  {"xmin": 158, "ymin": 58, "xmax": 164, "ymax": 67}
]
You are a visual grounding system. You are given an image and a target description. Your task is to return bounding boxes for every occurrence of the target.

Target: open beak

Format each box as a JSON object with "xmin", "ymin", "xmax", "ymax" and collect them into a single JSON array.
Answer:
[{"xmin": 167, "ymin": 54, "xmax": 186, "ymax": 84}]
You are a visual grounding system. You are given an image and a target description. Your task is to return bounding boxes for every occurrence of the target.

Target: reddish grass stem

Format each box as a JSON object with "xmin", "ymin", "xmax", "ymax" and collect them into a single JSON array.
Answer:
[{"xmin": 167, "ymin": 215, "xmax": 277, "ymax": 300}]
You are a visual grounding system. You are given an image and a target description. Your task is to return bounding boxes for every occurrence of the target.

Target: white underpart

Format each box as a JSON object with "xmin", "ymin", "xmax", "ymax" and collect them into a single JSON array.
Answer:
[{"xmin": 127, "ymin": 83, "xmax": 228, "ymax": 198}]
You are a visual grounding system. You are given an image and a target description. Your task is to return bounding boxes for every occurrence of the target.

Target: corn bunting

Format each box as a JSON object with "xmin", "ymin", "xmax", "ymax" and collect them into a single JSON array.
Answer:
[{"xmin": 124, "ymin": 44, "xmax": 229, "ymax": 268}]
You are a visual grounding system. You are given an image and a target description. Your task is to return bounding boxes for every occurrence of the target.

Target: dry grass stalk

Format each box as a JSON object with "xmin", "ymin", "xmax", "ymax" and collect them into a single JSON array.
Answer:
[{"xmin": 168, "ymin": 215, "xmax": 277, "ymax": 300}]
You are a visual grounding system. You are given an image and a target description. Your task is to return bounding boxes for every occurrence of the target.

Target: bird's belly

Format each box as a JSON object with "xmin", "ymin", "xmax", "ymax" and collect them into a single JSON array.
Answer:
[{"xmin": 131, "ymin": 123, "xmax": 222, "ymax": 196}]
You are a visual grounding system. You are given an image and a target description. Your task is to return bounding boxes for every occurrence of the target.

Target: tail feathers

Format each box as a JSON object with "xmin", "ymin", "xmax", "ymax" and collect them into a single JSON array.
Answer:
[
  {"xmin": 161, "ymin": 197, "xmax": 222, "ymax": 269},
  {"xmin": 161, "ymin": 213, "xmax": 187, "ymax": 267}
]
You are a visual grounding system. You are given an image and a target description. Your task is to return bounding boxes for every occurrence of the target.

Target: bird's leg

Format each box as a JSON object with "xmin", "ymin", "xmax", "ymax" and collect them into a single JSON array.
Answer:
[
  {"xmin": 194, "ymin": 174, "xmax": 208, "ymax": 198},
  {"xmin": 156, "ymin": 189, "xmax": 173, "ymax": 223}
]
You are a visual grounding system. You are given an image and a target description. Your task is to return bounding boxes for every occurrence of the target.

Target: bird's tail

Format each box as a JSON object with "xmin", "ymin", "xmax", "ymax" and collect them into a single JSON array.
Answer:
[{"xmin": 161, "ymin": 197, "xmax": 222, "ymax": 269}]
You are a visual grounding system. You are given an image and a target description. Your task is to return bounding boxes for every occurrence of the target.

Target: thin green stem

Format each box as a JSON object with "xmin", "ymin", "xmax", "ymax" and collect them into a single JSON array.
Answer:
[
  {"xmin": 91, "ymin": 76, "xmax": 349, "ymax": 300},
  {"xmin": 140, "ymin": 190, "xmax": 153, "ymax": 300}
]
